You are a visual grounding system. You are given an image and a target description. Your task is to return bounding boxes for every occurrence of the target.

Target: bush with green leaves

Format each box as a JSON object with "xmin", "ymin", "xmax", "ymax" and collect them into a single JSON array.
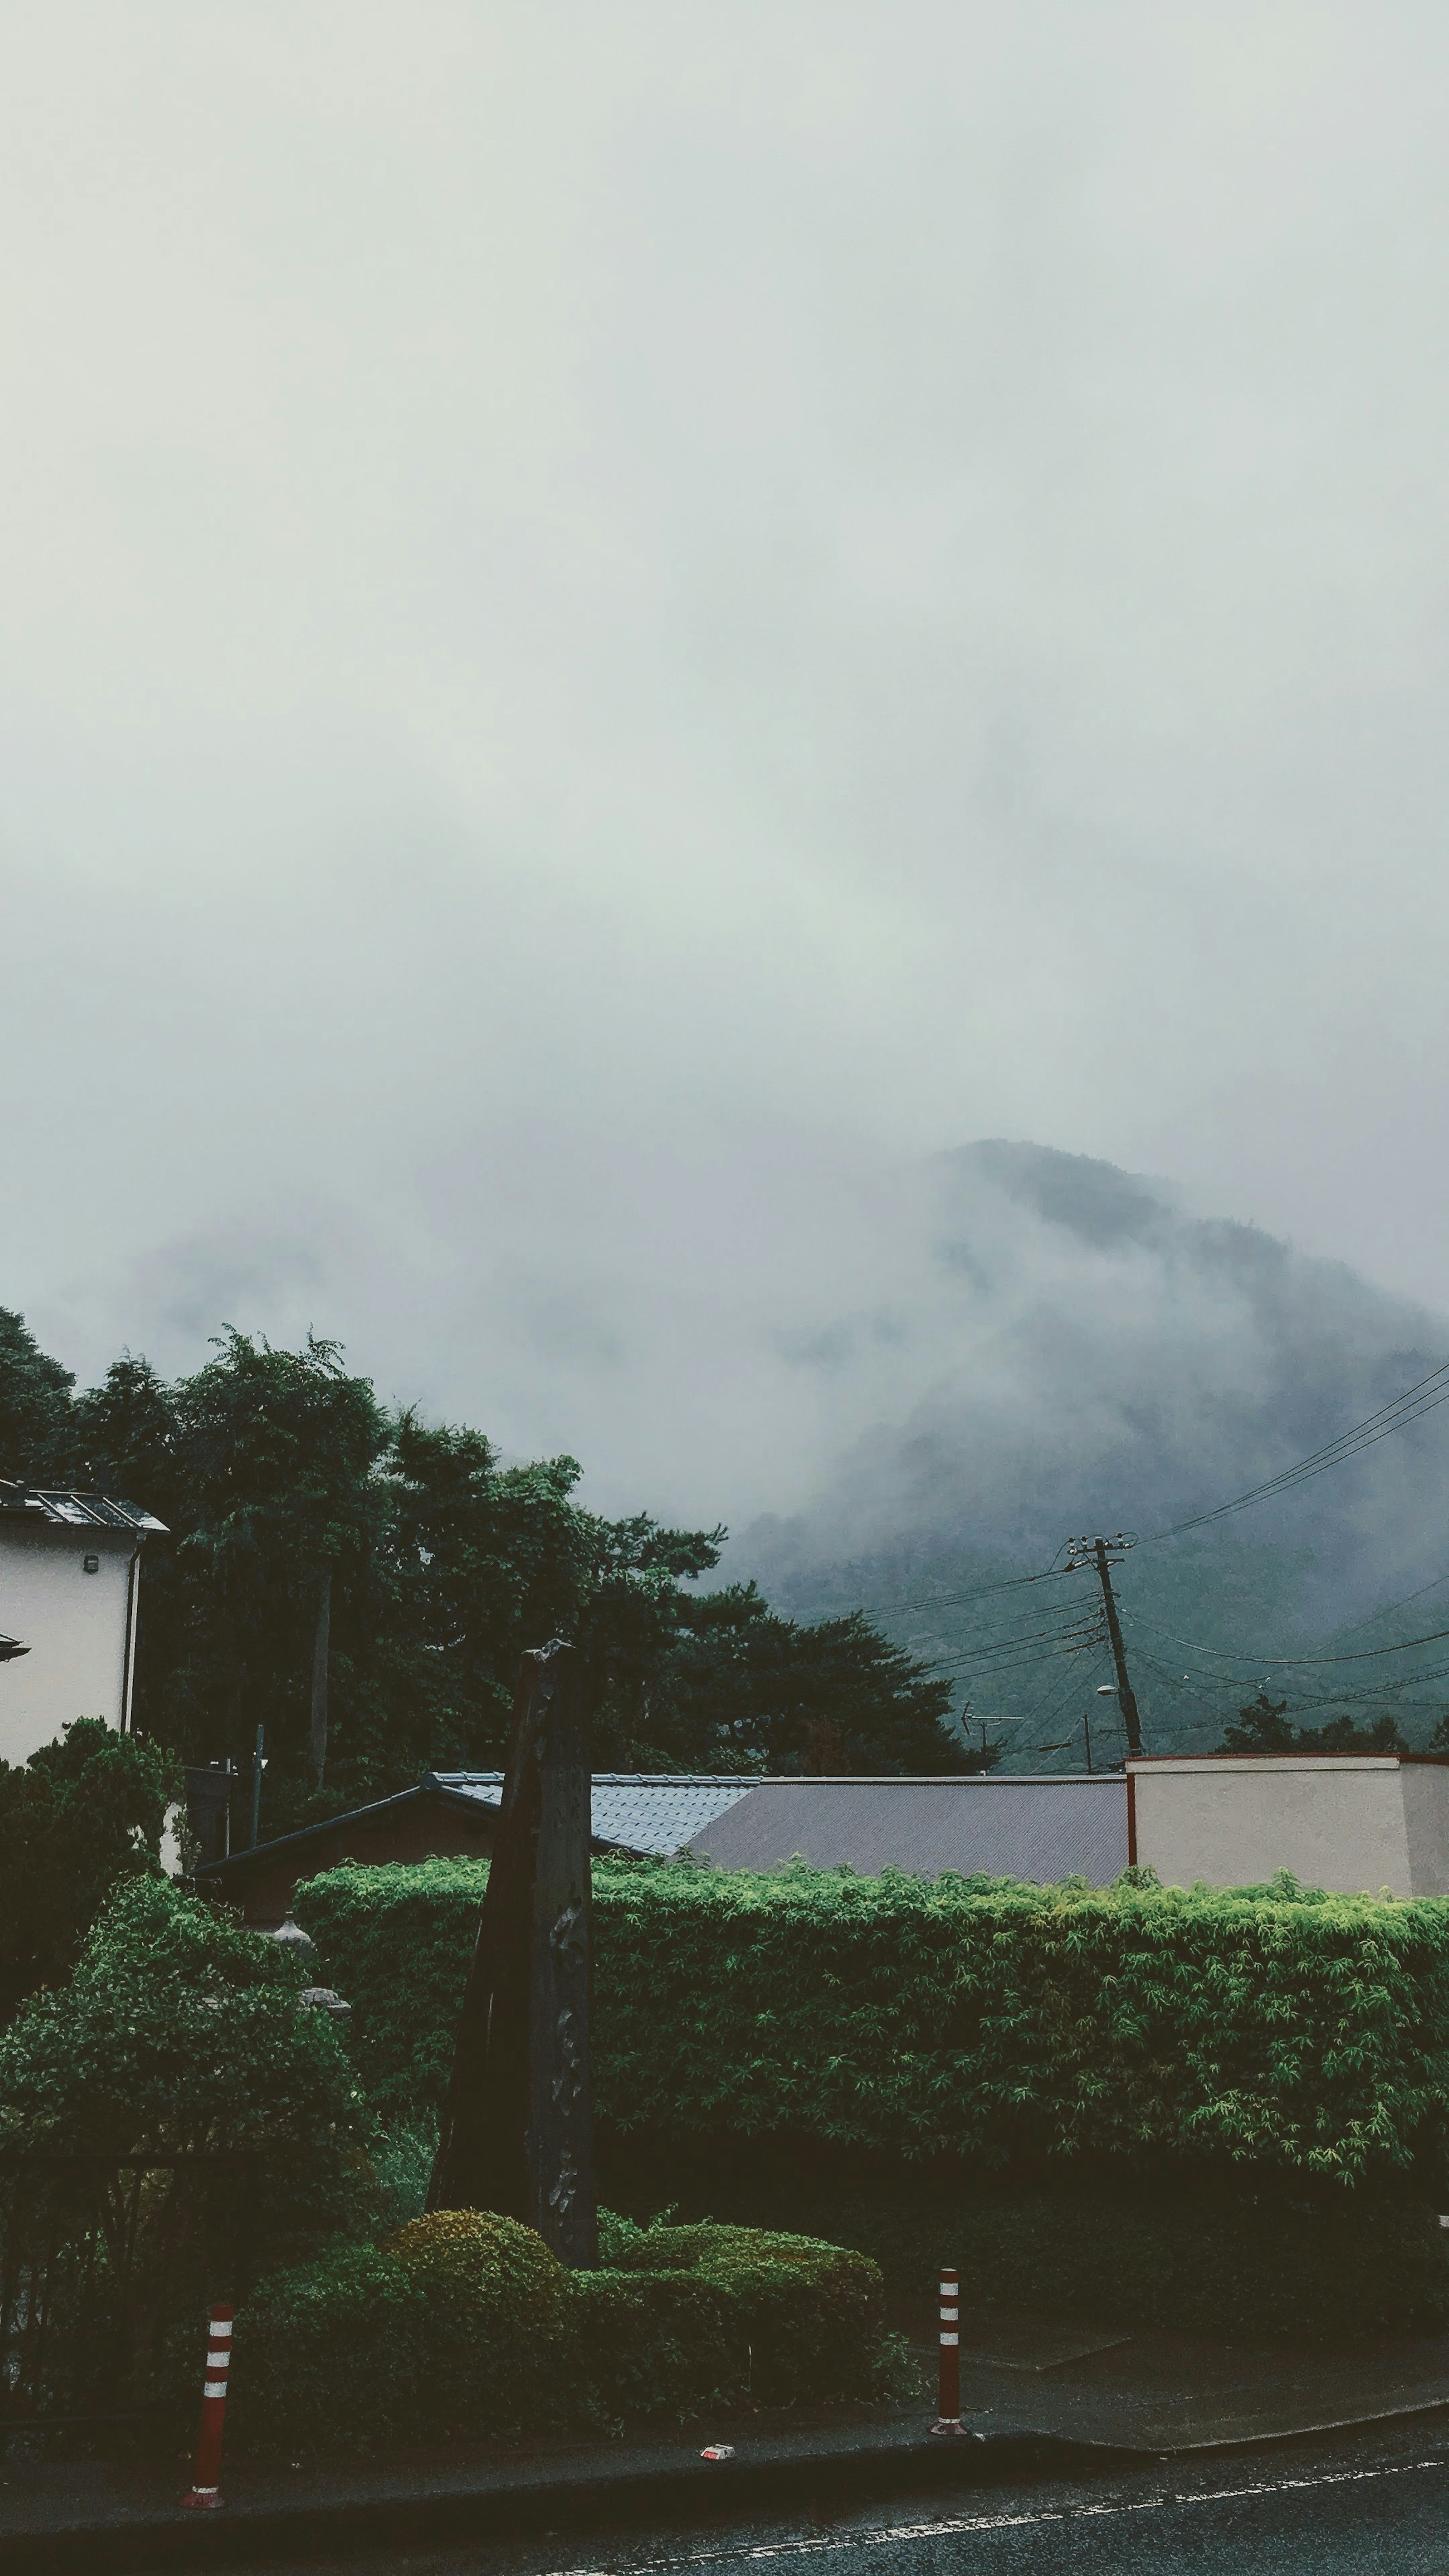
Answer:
[
  {"xmin": 227, "ymin": 2213, "xmax": 886, "ymax": 2453},
  {"xmin": 297, "ymin": 1855, "xmax": 1449, "ymax": 2193},
  {"xmin": 0, "ymin": 1718, "xmax": 178, "ymax": 2027},
  {"xmin": 229, "ymin": 2209, "xmax": 574, "ymax": 2452},
  {"xmin": 595, "ymin": 2221, "xmax": 888, "ymax": 2405},
  {"xmin": 0, "ymin": 1875, "xmax": 375, "ymax": 2262}
]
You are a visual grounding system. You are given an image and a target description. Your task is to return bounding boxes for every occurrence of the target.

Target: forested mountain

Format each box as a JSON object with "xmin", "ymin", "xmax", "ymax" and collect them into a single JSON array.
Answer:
[{"xmin": 731, "ymin": 1142, "xmax": 1449, "ymax": 1765}]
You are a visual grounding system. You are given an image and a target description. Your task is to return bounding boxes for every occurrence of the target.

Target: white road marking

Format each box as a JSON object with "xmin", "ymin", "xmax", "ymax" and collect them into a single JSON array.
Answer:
[{"xmin": 532, "ymin": 2454, "xmax": 1446, "ymax": 2576}]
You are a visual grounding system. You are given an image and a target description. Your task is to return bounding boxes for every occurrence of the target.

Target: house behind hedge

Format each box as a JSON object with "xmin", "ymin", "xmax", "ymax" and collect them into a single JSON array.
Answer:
[{"xmin": 196, "ymin": 1769, "xmax": 1130, "ymax": 1924}]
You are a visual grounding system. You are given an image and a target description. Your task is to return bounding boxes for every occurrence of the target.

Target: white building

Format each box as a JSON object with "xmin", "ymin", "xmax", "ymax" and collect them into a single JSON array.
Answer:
[
  {"xmin": 1127, "ymin": 1752, "xmax": 1449, "ymax": 1898},
  {"xmin": 0, "ymin": 1482, "xmax": 168, "ymax": 1767}
]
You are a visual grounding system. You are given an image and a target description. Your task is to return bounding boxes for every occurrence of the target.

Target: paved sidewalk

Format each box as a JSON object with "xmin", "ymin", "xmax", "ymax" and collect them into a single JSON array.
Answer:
[
  {"xmin": 898, "ymin": 2295, "xmax": 1449, "ymax": 2454},
  {"xmin": 3, "ymin": 2301, "xmax": 1447, "ymax": 2571}
]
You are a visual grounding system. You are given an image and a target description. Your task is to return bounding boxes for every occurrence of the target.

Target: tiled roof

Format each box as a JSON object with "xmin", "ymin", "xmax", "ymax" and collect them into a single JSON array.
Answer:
[
  {"xmin": 0, "ymin": 1482, "xmax": 168, "ymax": 1533},
  {"xmin": 686, "ymin": 1776, "xmax": 1129, "ymax": 1886},
  {"xmin": 428, "ymin": 1772, "xmax": 759, "ymax": 1856}
]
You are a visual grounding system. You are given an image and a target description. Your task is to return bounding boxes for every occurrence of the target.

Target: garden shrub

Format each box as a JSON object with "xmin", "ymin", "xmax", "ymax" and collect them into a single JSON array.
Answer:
[
  {"xmin": 391, "ymin": 2207, "xmax": 572, "ymax": 2406},
  {"xmin": 230, "ymin": 2217, "xmax": 575, "ymax": 2453},
  {"xmin": 296, "ymin": 1855, "xmax": 1449, "ymax": 2193},
  {"xmin": 604, "ymin": 2222, "xmax": 887, "ymax": 2403},
  {"xmin": 0, "ymin": 1876, "xmax": 375, "ymax": 2265},
  {"xmin": 569, "ymin": 2268, "xmax": 738, "ymax": 2421},
  {"xmin": 226, "ymin": 2243, "xmax": 432, "ymax": 2451},
  {"xmin": 226, "ymin": 2212, "xmax": 885, "ymax": 2453}
]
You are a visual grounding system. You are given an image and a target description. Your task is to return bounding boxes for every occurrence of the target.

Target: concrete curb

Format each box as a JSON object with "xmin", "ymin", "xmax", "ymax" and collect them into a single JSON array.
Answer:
[
  {"xmin": 7, "ymin": 2398, "xmax": 1449, "ymax": 2573},
  {"xmin": 0, "ymin": 2432, "xmax": 1118, "ymax": 2574}
]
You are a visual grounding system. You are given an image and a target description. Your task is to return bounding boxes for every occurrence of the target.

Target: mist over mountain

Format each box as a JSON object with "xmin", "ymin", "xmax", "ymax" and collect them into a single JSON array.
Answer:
[{"xmin": 726, "ymin": 1142, "xmax": 1449, "ymax": 1763}]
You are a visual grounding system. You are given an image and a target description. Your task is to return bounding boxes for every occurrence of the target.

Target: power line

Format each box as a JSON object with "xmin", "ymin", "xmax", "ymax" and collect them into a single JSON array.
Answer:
[
  {"xmin": 851, "ymin": 1562, "xmax": 1079, "ymax": 1618},
  {"xmin": 923, "ymin": 1618, "xmax": 1103, "ymax": 1679},
  {"xmin": 1148, "ymin": 1358, "xmax": 1449, "ymax": 1543},
  {"xmin": 1119, "ymin": 1605, "xmax": 1449, "ymax": 1669},
  {"xmin": 929, "ymin": 1638, "xmax": 1106, "ymax": 1681},
  {"xmin": 1328, "ymin": 1566, "xmax": 1449, "ymax": 1640}
]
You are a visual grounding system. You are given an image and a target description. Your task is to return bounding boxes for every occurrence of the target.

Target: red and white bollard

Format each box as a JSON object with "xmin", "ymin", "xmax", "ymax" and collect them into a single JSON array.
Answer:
[
  {"xmin": 181, "ymin": 2304, "xmax": 233, "ymax": 2510},
  {"xmin": 929, "ymin": 2266, "xmax": 978, "ymax": 2438}
]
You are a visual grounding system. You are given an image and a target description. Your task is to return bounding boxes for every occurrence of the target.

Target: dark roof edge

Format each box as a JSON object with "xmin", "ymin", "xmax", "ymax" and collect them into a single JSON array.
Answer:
[{"xmin": 195, "ymin": 1786, "xmax": 437, "ymax": 1880}]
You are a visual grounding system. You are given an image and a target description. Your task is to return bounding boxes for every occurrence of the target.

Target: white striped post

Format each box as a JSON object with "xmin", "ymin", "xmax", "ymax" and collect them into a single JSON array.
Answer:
[
  {"xmin": 181, "ymin": 2304, "xmax": 233, "ymax": 2510},
  {"xmin": 929, "ymin": 2265, "xmax": 978, "ymax": 2437}
]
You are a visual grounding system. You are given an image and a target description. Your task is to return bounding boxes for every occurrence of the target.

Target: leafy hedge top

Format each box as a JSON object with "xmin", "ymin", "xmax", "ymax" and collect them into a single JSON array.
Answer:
[
  {"xmin": 390, "ymin": 2208, "xmax": 569, "ymax": 2321},
  {"xmin": 296, "ymin": 1855, "xmax": 1449, "ymax": 2190}
]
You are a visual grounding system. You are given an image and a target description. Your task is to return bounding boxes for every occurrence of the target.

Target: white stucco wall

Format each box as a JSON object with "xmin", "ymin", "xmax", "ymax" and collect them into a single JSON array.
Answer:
[
  {"xmin": 1128, "ymin": 1756, "xmax": 1449, "ymax": 1898},
  {"xmin": 0, "ymin": 1523, "xmax": 140, "ymax": 1767}
]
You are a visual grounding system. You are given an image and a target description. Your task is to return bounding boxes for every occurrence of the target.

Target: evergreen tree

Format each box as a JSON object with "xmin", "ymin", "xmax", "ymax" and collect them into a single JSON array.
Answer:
[
  {"xmin": 1216, "ymin": 1689, "xmax": 1408, "ymax": 1755},
  {"xmin": 0, "ymin": 1308, "xmax": 78, "ymax": 1483}
]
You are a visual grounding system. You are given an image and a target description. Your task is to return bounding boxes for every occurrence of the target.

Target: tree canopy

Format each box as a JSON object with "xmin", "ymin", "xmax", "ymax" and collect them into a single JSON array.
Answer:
[
  {"xmin": 1215, "ymin": 1689, "xmax": 1410, "ymax": 1756},
  {"xmin": 0, "ymin": 1311, "xmax": 974, "ymax": 1839}
]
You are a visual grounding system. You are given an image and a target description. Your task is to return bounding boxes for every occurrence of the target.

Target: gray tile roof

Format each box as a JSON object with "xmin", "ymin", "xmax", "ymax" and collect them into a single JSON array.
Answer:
[
  {"xmin": 428, "ymin": 1770, "xmax": 1127, "ymax": 1881},
  {"xmin": 685, "ymin": 1776, "xmax": 1129, "ymax": 1886},
  {"xmin": 429, "ymin": 1772, "xmax": 758, "ymax": 1855}
]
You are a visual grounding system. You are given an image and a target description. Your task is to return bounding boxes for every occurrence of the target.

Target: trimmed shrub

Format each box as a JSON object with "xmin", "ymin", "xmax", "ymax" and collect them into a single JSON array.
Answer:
[
  {"xmin": 605, "ymin": 2221, "xmax": 888, "ymax": 2404},
  {"xmin": 226, "ymin": 2214, "xmax": 887, "ymax": 2454},
  {"xmin": 570, "ymin": 2269, "xmax": 738, "ymax": 2420},
  {"xmin": 230, "ymin": 2214, "xmax": 574, "ymax": 2453},
  {"xmin": 226, "ymin": 2244, "xmax": 431, "ymax": 2452},
  {"xmin": 296, "ymin": 1856, "xmax": 1449, "ymax": 2194},
  {"xmin": 391, "ymin": 2207, "xmax": 572, "ymax": 2408},
  {"xmin": 294, "ymin": 1862, "xmax": 479, "ymax": 2119}
]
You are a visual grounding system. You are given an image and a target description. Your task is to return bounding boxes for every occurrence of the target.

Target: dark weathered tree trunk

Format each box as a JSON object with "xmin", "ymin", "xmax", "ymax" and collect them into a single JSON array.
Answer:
[
  {"xmin": 308, "ymin": 1570, "xmax": 332, "ymax": 1789},
  {"xmin": 427, "ymin": 1639, "xmax": 598, "ymax": 2267}
]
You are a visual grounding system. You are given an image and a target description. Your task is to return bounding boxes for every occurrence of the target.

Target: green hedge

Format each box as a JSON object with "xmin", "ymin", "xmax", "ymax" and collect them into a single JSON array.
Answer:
[
  {"xmin": 628, "ymin": 2181, "xmax": 1449, "ymax": 2344},
  {"xmin": 225, "ymin": 2213, "xmax": 887, "ymax": 2453},
  {"xmin": 600, "ymin": 2221, "xmax": 888, "ymax": 2405},
  {"xmin": 295, "ymin": 1856, "xmax": 1449, "ymax": 2193}
]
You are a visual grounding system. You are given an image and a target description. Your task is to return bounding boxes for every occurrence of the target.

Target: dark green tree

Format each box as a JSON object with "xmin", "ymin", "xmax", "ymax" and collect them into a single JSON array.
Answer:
[
  {"xmin": 1216, "ymin": 1690, "xmax": 1409, "ymax": 1755},
  {"xmin": 1217, "ymin": 1689, "xmax": 1295, "ymax": 1753},
  {"xmin": 166, "ymin": 1330, "xmax": 391, "ymax": 1798},
  {"xmin": 0, "ymin": 1307, "xmax": 78, "ymax": 1482},
  {"xmin": 353, "ymin": 1421, "xmax": 724, "ymax": 1792},
  {"xmin": 0, "ymin": 1719, "xmax": 178, "ymax": 2025},
  {"xmin": 607, "ymin": 1583, "xmax": 983, "ymax": 1774},
  {"xmin": 74, "ymin": 1354, "xmax": 186, "ymax": 1730}
]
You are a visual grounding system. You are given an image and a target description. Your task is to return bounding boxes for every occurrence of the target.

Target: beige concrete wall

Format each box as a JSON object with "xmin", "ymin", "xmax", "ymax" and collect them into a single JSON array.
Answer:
[
  {"xmin": 1131, "ymin": 1758, "xmax": 1417, "ymax": 1896},
  {"xmin": 0, "ymin": 1524, "xmax": 138, "ymax": 1767},
  {"xmin": 1398, "ymin": 1762, "xmax": 1449, "ymax": 1896}
]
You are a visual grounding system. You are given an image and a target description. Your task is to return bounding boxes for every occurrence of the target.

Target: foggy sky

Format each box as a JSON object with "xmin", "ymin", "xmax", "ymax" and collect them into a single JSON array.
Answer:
[{"xmin": 5, "ymin": 3, "xmax": 1449, "ymax": 1541}]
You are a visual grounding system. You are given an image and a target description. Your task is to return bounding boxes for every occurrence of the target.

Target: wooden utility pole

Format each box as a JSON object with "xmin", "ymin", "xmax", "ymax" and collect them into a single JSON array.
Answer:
[
  {"xmin": 427, "ymin": 1639, "xmax": 598, "ymax": 2267},
  {"xmin": 1090, "ymin": 1536, "xmax": 1143, "ymax": 1757}
]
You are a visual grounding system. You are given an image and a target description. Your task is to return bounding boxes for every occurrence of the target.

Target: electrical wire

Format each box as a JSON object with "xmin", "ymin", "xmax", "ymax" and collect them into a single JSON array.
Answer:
[
  {"xmin": 1326, "ymin": 1566, "xmax": 1449, "ymax": 1641},
  {"xmin": 923, "ymin": 1618, "xmax": 1103, "ymax": 1679},
  {"xmin": 1119, "ymin": 1605, "xmax": 1449, "ymax": 1669},
  {"xmin": 848, "ymin": 1561, "xmax": 1080, "ymax": 1618},
  {"xmin": 1147, "ymin": 1358, "xmax": 1449, "ymax": 1543}
]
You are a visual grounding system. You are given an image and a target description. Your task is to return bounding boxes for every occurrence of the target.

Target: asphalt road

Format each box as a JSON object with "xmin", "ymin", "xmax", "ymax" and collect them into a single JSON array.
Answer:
[{"xmin": 224, "ymin": 2419, "xmax": 1449, "ymax": 2576}]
